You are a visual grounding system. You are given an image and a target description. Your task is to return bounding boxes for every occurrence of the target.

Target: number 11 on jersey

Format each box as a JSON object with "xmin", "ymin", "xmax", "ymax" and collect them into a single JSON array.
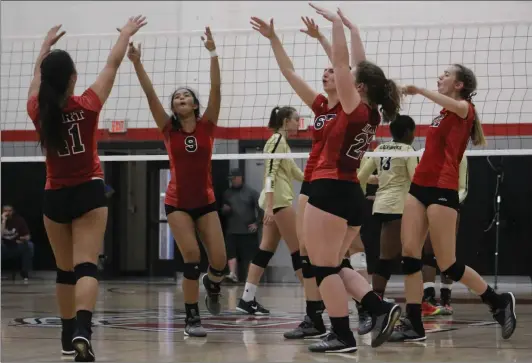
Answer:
[{"xmin": 57, "ymin": 123, "xmax": 86, "ymax": 157}]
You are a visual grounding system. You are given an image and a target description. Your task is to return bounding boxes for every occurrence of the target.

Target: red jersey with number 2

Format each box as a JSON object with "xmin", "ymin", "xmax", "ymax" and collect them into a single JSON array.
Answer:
[
  {"xmin": 163, "ymin": 118, "xmax": 216, "ymax": 209},
  {"xmin": 311, "ymin": 103, "xmax": 380, "ymax": 182},
  {"xmin": 304, "ymin": 94, "xmax": 342, "ymax": 182},
  {"xmin": 26, "ymin": 88, "xmax": 104, "ymax": 190},
  {"xmin": 413, "ymin": 103, "xmax": 475, "ymax": 190}
]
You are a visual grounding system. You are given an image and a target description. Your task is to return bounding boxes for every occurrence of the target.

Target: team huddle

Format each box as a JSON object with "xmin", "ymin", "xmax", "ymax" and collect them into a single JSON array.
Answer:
[{"xmin": 26, "ymin": 4, "xmax": 517, "ymax": 362}]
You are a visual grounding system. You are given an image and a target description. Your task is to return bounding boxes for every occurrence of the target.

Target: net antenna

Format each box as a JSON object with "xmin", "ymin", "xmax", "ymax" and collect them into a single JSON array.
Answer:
[{"xmin": 1, "ymin": 21, "xmax": 531, "ymax": 162}]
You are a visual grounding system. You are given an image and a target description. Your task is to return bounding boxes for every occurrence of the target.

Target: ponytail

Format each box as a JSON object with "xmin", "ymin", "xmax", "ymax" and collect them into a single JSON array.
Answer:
[
  {"xmin": 379, "ymin": 79, "xmax": 401, "ymax": 123},
  {"xmin": 38, "ymin": 81, "xmax": 65, "ymax": 152},
  {"xmin": 268, "ymin": 107, "xmax": 281, "ymax": 129},
  {"xmin": 471, "ymin": 107, "xmax": 487, "ymax": 147},
  {"xmin": 37, "ymin": 49, "xmax": 76, "ymax": 153}
]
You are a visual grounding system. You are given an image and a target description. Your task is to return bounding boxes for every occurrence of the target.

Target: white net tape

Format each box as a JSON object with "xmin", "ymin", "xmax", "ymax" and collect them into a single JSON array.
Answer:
[{"xmin": 1, "ymin": 21, "xmax": 531, "ymax": 162}]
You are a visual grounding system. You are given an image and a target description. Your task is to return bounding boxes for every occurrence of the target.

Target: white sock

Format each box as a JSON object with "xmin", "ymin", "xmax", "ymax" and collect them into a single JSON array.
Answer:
[
  {"xmin": 242, "ymin": 283, "xmax": 257, "ymax": 302},
  {"xmin": 423, "ymin": 282, "xmax": 435, "ymax": 290},
  {"xmin": 441, "ymin": 283, "xmax": 453, "ymax": 290}
]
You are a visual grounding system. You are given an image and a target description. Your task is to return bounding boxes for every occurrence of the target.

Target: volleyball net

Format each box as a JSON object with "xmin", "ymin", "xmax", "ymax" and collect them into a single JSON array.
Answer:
[{"xmin": 1, "ymin": 21, "xmax": 532, "ymax": 162}]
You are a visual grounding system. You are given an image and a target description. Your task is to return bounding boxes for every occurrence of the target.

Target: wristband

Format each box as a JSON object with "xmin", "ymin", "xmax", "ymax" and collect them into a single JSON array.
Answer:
[
  {"xmin": 210, "ymin": 50, "xmax": 218, "ymax": 58},
  {"xmin": 265, "ymin": 177, "xmax": 273, "ymax": 192}
]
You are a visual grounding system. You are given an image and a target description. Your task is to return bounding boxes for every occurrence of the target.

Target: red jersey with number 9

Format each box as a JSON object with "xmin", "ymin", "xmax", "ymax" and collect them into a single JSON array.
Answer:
[
  {"xmin": 304, "ymin": 94, "xmax": 342, "ymax": 182},
  {"xmin": 413, "ymin": 104, "xmax": 475, "ymax": 190},
  {"xmin": 311, "ymin": 102, "xmax": 380, "ymax": 182},
  {"xmin": 163, "ymin": 117, "xmax": 216, "ymax": 209},
  {"xmin": 27, "ymin": 88, "xmax": 104, "ymax": 190}
]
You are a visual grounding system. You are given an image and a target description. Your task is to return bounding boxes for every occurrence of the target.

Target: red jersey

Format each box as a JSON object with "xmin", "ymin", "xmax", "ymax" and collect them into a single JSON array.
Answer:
[
  {"xmin": 413, "ymin": 104, "xmax": 475, "ymax": 190},
  {"xmin": 311, "ymin": 103, "xmax": 380, "ymax": 182},
  {"xmin": 26, "ymin": 88, "xmax": 104, "ymax": 190},
  {"xmin": 163, "ymin": 117, "xmax": 216, "ymax": 209},
  {"xmin": 304, "ymin": 94, "xmax": 342, "ymax": 182}
]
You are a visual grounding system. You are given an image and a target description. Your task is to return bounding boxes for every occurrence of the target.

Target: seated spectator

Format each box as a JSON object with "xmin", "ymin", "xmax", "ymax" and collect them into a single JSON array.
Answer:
[{"xmin": 1, "ymin": 204, "xmax": 33, "ymax": 282}]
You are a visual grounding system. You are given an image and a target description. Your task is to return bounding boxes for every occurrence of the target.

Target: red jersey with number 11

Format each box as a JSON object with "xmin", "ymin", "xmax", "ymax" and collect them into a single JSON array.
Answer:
[
  {"xmin": 311, "ymin": 103, "xmax": 380, "ymax": 182},
  {"xmin": 27, "ymin": 88, "xmax": 104, "ymax": 190},
  {"xmin": 163, "ymin": 117, "xmax": 216, "ymax": 209}
]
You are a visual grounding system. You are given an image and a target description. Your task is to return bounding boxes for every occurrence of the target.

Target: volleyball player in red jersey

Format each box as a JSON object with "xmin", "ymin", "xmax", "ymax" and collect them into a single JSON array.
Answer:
[
  {"xmin": 250, "ymin": 14, "xmax": 360, "ymax": 339},
  {"xmin": 390, "ymin": 65, "xmax": 517, "ymax": 342},
  {"xmin": 305, "ymin": 4, "xmax": 402, "ymax": 353},
  {"xmin": 127, "ymin": 27, "xmax": 225, "ymax": 338},
  {"xmin": 25, "ymin": 17, "xmax": 147, "ymax": 362}
]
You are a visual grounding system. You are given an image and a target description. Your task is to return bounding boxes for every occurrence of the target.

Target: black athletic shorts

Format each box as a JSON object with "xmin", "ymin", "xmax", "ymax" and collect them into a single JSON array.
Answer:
[
  {"xmin": 165, "ymin": 202, "xmax": 217, "ymax": 221},
  {"xmin": 300, "ymin": 181, "xmax": 312, "ymax": 197},
  {"xmin": 409, "ymin": 183, "xmax": 460, "ymax": 211},
  {"xmin": 373, "ymin": 213, "xmax": 402, "ymax": 224},
  {"xmin": 43, "ymin": 179, "xmax": 107, "ymax": 224},
  {"xmin": 308, "ymin": 179, "xmax": 365, "ymax": 227}
]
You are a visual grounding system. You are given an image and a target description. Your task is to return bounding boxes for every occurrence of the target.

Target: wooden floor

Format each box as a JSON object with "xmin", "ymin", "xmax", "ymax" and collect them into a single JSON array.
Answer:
[{"xmin": 2, "ymin": 274, "xmax": 532, "ymax": 362}]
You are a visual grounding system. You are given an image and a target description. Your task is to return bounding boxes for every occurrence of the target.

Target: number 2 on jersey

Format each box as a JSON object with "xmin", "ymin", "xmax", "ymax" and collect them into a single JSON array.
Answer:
[
  {"xmin": 57, "ymin": 123, "xmax": 85, "ymax": 157},
  {"xmin": 346, "ymin": 133, "xmax": 370, "ymax": 160},
  {"xmin": 380, "ymin": 157, "xmax": 391, "ymax": 171}
]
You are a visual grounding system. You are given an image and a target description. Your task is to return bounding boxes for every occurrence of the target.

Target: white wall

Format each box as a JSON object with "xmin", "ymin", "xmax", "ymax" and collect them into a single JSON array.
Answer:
[{"xmin": 2, "ymin": 1, "xmax": 532, "ymax": 137}]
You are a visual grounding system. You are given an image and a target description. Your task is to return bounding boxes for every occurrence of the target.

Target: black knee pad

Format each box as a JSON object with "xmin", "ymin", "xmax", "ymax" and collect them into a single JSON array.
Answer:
[
  {"xmin": 208, "ymin": 265, "xmax": 225, "ymax": 278},
  {"xmin": 442, "ymin": 262, "xmax": 465, "ymax": 282},
  {"xmin": 251, "ymin": 249, "xmax": 274, "ymax": 269},
  {"xmin": 375, "ymin": 259, "xmax": 393, "ymax": 280},
  {"xmin": 341, "ymin": 258, "xmax": 353, "ymax": 270},
  {"xmin": 301, "ymin": 256, "xmax": 315, "ymax": 278},
  {"xmin": 401, "ymin": 257, "xmax": 423, "ymax": 275},
  {"xmin": 183, "ymin": 262, "xmax": 201, "ymax": 280},
  {"xmin": 314, "ymin": 265, "xmax": 342, "ymax": 287},
  {"xmin": 291, "ymin": 250, "xmax": 302, "ymax": 271},
  {"xmin": 56, "ymin": 268, "xmax": 76, "ymax": 285},
  {"xmin": 74, "ymin": 262, "xmax": 98, "ymax": 282},
  {"xmin": 422, "ymin": 253, "xmax": 437, "ymax": 268}
]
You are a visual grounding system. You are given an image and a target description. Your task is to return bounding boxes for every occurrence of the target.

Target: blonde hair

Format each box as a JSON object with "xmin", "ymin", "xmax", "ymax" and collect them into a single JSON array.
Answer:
[{"xmin": 471, "ymin": 108, "xmax": 487, "ymax": 147}]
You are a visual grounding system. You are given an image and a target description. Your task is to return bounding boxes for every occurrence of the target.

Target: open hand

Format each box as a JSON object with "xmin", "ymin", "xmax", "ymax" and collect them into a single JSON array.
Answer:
[
  {"xmin": 201, "ymin": 27, "xmax": 216, "ymax": 51},
  {"xmin": 337, "ymin": 8, "xmax": 358, "ymax": 31},
  {"xmin": 309, "ymin": 3, "xmax": 341, "ymax": 22},
  {"xmin": 300, "ymin": 17, "xmax": 321, "ymax": 39},
  {"xmin": 44, "ymin": 25, "xmax": 66, "ymax": 46},
  {"xmin": 250, "ymin": 17, "xmax": 275, "ymax": 39},
  {"xmin": 117, "ymin": 15, "xmax": 148, "ymax": 37}
]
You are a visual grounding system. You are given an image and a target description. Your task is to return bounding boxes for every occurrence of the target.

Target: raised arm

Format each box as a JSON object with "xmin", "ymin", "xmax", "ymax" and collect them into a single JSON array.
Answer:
[
  {"xmin": 201, "ymin": 27, "xmax": 221, "ymax": 125},
  {"xmin": 90, "ymin": 16, "xmax": 147, "ymax": 106},
  {"xmin": 300, "ymin": 17, "xmax": 333, "ymax": 63},
  {"xmin": 127, "ymin": 43, "xmax": 169, "ymax": 130},
  {"xmin": 311, "ymin": 4, "xmax": 360, "ymax": 114},
  {"xmin": 403, "ymin": 85, "xmax": 470, "ymax": 119},
  {"xmin": 250, "ymin": 17, "xmax": 318, "ymax": 108},
  {"xmin": 337, "ymin": 9, "xmax": 366, "ymax": 67},
  {"xmin": 28, "ymin": 25, "xmax": 66, "ymax": 99}
]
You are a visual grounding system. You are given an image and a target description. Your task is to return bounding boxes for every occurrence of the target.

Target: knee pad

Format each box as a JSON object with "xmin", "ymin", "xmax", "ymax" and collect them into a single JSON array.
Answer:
[
  {"xmin": 401, "ymin": 257, "xmax": 423, "ymax": 275},
  {"xmin": 183, "ymin": 262, "xmax": 201, "ymax": 280},
  {"xmin": 422, "ymin": 253, "xmax": 437, "ymax": 268},
  {"xmin": 350, "ymin": 252, "xmax": 367, "ymax": 270},
  {"xmin": 74, "ymin": 262, "xmax": 98, "ymax": 282},
  {"xmin": 314, "ymin": 265, "xmax": 342, "ymax": 287},
  {"xmin": 251, "ymin": 249, "xmax": 274, "ymax": 269},
  {"xmin": 291, "ymin": 250, "xmax": 302, "ymax": 271},
  {"xmin": 375, "ymin": 259, "xmax": 393, "ymax": 280},
  {"xmin": 442, "ymin": 262, "xmax": 465, "ymax": 282},
  {"xmin": 301, "ymin": 256, "xmax": 315, "ymax": 279},
  {"xmin": 341, "ymin": 258, "xmax": 353, "ymax": 270},
  {"xmin": 208, "ymin": 265, "xmax": 225, "ymax": 278},
  {"xmin": 56, "ymin": 268, "xmax": 76, "ymax": 285}
]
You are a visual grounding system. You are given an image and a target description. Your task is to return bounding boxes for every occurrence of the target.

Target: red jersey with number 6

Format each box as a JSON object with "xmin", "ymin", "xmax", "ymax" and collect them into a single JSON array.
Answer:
[
  {"xmin": 163, "ymin": 118, "xmax": 216, "ymax": 209},
  {"xmin": 304, "ymin": 94, "xmax": 342, "ymax": 182},
  {"xmin": 311, "ymin": 103, "xmax": 380, "ymax": 182},
  {"xmin": 413, "ymin": 104, "xmax": 475, "ymax": 190},
  {"xmin": 27, "ymin": 88, "xmax": 104, "ymax": 190}
]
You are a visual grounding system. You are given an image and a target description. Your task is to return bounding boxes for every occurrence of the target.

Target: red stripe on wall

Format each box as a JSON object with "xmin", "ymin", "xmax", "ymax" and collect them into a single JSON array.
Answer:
[{"xmin": 2, "ymin": 123, "xmax": 532, "ymax": 142}]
